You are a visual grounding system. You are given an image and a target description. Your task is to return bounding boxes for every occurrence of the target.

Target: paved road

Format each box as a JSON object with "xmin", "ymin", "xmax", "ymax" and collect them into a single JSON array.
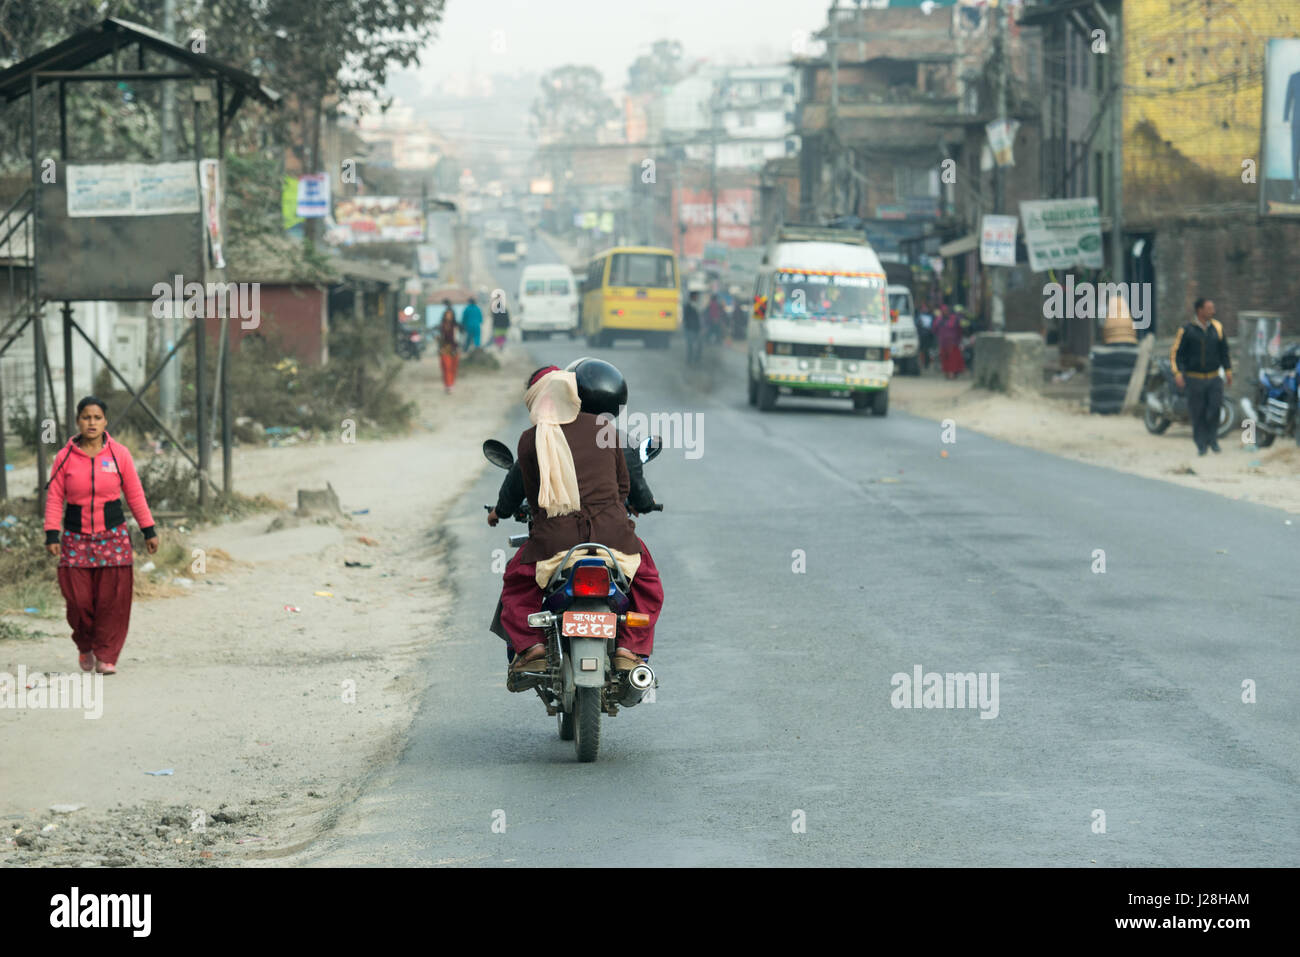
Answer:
[{"xmin": 301, "ymin": 254, "xmax": 1297, "ymax": 866}]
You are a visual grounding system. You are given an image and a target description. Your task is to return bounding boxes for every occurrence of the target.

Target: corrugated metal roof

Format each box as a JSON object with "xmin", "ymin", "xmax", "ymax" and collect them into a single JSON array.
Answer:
[{"xmin": 0, "ymin": 18, "xmax": 279, "ymax": 106}]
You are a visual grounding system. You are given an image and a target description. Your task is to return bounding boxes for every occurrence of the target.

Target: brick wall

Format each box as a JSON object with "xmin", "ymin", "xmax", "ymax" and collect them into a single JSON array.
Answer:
[{"xmin": 1154, "ymin": 215, "xmax": 1300, "ymax": 338}]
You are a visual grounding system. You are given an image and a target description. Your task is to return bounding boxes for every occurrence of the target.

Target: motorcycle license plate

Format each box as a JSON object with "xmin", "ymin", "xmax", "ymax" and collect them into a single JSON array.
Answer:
[{"xmin": 561, "ymin": 611, "xmax": 616, "ymax": 639}]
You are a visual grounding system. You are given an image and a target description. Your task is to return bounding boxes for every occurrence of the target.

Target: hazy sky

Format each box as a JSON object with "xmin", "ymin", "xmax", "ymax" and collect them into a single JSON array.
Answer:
[{"xmin": 413, "ymin": 0, "xmax": 832, "ymax": 92}]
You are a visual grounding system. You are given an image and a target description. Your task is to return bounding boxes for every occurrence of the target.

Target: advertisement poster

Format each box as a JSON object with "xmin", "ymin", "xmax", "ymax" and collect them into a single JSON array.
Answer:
[
  {"xmin": 282, "ymin": 176, "xmax": 305, "ymax": 231},
  {"xmin": 416, "ymin": 244, "xmax": 441, "ymax": 277},
  {"xmin": 199, "ymin": 159, "xmax": 226, "ymax": 269},
  {"xmin": 985, "ymin": 119, "xmax": 1020, "ymax": 167},
  {"xmin": 296, "ymin": 173, "xmax": 330, "ymax": 218},
  {"xmin": 674, "ymin": 188, "xmax": 754, "ymax": 258},
  {"xmin": 330, "ymin": 196, "xmax": 424, "ymax": 244},
  {"xmin": 979, "ymin": 214, "xmax": 1018, "ymax": 266},
  {"xmin": 1018, "ymin": 197, "xmax": 1103, "ymax": 272},
  {"xmin": 67, "ymin": 162, "xmax": 199, "ymax": 218},
  {"xmin": 1259, "ymin": 38, "xmax": 1300, "ymax": 216}
]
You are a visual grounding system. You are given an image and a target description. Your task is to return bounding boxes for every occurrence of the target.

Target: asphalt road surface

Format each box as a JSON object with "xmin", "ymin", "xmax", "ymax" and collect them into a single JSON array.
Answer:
[{"xmin": 300, "ymin": 255, "xmax": 1297, "ymax": 867}]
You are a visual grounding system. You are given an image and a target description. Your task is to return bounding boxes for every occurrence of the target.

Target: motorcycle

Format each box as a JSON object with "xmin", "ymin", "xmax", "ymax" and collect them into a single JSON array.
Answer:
[
  {"xmin": 1240, "ymin": 345, "xmax": 1300, "ymax": 447},
  {"xmin": 482, "ymin": 434, "xmax": 663, "ymax": 762},
  {"xmin": 396, "ymin": 326, "xmax": 424, "ymax": 360},
  {"xmin": 1141, "ymin": 357, "xmax": 1236, "ymax": 437}
]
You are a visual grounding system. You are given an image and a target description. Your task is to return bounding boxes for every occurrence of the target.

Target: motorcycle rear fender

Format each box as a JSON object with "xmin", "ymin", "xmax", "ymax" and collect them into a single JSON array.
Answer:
[{"xmin": 567, "ymin": 637, "xmax": 607, "ymax": 688}]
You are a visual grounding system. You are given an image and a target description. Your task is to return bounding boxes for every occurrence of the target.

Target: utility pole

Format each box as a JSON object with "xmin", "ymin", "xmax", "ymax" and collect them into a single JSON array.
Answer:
[
  {"xmin": 829, "ymin": 0, "xmax": 841, "ymax": 219},
  {"xmin": 710, "ymin": 73, "xmax": 724, "ymax": 241},
  {"xmin": 1105, "ymin": 1, "xmax": 1124, "ymax": 288},
  {"xmin": 159, "ymin": 0, "xmax": 179, "ymax": 432},
  {"xmin": 989, "ymin": 0, "xmax": 1009, "ymax": 332}
]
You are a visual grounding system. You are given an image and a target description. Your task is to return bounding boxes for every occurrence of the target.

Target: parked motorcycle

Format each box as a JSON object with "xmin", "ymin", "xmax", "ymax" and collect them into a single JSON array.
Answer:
[
  {"xmin": 1240, "ymin": 345, "xmax": 1300, "ymax": 447},
  {"xmin": 396, "ymin": 328, "xmax": 424, "ymax": 360},
  {"xmin": 1141, "ymin": 357, "xmax": 1235, "ymax": 437},
  {"xmin": 482, "ymin": 434, "xmax": 663, "ymax": 762}
]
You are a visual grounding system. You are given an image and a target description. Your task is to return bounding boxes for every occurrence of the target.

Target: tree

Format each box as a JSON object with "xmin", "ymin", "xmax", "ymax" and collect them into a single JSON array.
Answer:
[
  {"xmin": 627, "ymin": 39, "xmax": 685, "ymax": 95},
  {"xmin": 531, "ymin": 65, "xmax": 618, "ymax": 145}
]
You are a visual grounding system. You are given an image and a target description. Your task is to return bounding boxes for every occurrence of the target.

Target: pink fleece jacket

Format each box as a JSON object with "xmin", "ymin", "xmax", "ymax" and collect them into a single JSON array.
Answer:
[{"xmin": 44, "ymin": 433, "xmax": 156, "ymax": 544}]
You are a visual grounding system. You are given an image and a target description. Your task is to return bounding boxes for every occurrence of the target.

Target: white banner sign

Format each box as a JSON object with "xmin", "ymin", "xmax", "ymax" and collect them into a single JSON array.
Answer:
[
  {"xmin": 985, "ymin": 119, "xmax": 1020, "ymax": 168},
  {"xmin": 1018, "ymin": 197, "xmax": 1104, "ymax": 272},
  {"xmin": 68, "ymin": 162, "xmax": 201, "ymax": 218},
  {"xmin": 296, "ymin": 173, "xmax": 330, "ymax": 218},
  {"xmin": 980, "ymin": 214, "xmax": 1018, "ymax": 266}
]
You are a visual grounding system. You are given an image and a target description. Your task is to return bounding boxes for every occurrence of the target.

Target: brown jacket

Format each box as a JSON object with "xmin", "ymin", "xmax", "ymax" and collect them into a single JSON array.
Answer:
[{"xmin": 516, "ymin": 412, "xmax": 640, "ymax": 563}]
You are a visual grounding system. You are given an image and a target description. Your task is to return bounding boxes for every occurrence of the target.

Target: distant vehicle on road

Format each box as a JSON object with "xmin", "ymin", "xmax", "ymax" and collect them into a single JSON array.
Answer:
[
  {"xmin": 748, "ymin": 224, "xmax": 893, "ymax": 415},
  {"xmin": 497, "ymin": 239, "xmax": 519, "ymax": 266},
  {"xmin": 887, "ymin": 284, "xmax": 920, "ymax": 376},
  {"xmin": 580, "ymin": 246, "xmax": 679, "ymax": 349},
  {"xmin": 511, "ymin": 234, "xmax": 528, "ymax": 259},
  {"xmin": 517, "ymin": 263, "xmax": 579, "ymax": 341},
  {"xmin": 485, "ymin": 218, "xmax": 508, "ymax": 241}
]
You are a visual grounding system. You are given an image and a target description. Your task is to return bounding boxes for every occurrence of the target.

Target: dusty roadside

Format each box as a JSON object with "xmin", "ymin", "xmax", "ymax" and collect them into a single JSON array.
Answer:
[
  {"xmin": 0, "ymin": 346, "xmax": 533, "ymax": 866},
  {"xmin": 890, "ymin": 374, "xmax": 1300, "ymax": 515}
]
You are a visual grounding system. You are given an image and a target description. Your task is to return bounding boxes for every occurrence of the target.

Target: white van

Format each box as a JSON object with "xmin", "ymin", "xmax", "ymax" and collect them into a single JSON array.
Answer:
[
  {"xmin": 887, "ymin": 284, "xmax": 920, "ymax": 376},
  {"xmin": 517, "ymin": 264, "xmax": 579, "ymax": 340},
  {"xmin": 748, "ymin": 225, "xmax": 893, "ymax": 414}
]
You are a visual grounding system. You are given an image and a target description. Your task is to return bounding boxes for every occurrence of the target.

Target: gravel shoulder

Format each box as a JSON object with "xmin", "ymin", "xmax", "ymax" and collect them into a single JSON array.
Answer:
[
  {"xmin": 0, "ymin": 347, "xmax": 533, "ymax": 867},
  {"xmin": 890, "ymin": 374, "xmax": 1300, "ymax": 515}
]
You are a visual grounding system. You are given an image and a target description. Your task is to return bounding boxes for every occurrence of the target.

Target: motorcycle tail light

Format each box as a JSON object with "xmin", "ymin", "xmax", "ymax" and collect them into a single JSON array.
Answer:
[{"xmin": 571, "ymin": 565, "xmax": 609, "ymax": 597}]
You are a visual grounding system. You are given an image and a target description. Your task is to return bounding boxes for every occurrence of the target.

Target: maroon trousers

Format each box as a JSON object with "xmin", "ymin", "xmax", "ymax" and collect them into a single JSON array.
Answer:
[
  {"xmin": 497, "ymin": 539, "xmax": 664, "ymax": 657},
  {"xmin": 57, "ymin": 565, "xmax": 134, "ymax": 666}
]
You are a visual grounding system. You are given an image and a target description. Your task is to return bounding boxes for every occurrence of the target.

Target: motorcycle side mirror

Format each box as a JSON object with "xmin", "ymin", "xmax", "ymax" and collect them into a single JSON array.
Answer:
[
  {"xmin": 482, "ymin": 439, "xmax": 514, "ymax": 470},
  {"xmin": 639, "ymin": 435, "xmax": 663, "ymax": 464}
]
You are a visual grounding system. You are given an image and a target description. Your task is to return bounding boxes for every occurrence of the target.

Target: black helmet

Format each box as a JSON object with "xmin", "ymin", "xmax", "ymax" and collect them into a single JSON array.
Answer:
[{"xmin": 568, "ymin": 358, "xmax": 627, "ymax": 417}]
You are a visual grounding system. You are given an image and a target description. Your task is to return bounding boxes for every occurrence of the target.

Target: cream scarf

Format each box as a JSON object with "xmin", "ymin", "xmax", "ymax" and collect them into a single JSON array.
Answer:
[{"xmin": 524, "ymin": 370, "xmax": 582, "ymax": 516}]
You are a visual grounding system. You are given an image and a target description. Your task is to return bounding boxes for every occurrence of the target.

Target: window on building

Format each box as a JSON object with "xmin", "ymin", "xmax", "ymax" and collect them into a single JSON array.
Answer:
[{"xmin": 895, "ymin": 166, "xmax": 937, "ymax": 199}]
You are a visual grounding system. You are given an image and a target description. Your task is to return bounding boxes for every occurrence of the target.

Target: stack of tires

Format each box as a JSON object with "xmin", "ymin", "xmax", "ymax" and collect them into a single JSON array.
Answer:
[{"xmin": 1089, "ymin": 345, "xmax": 1139, "ymax": 414}]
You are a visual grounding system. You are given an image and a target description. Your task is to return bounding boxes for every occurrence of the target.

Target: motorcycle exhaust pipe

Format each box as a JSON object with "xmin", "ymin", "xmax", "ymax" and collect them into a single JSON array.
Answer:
[
  {"xmin": 1240, "ymin": 397, "xmax": 1258, "ymax": 422},
  {"xmin": 615, "ymin": 663, "xmax": 656, "ymax": 708}
]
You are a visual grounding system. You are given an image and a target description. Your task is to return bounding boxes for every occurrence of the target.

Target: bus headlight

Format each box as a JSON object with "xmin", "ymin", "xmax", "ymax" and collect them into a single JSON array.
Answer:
[{"xmin": 798, "ymin": 359, "xmax": 811, "ymax": 371}]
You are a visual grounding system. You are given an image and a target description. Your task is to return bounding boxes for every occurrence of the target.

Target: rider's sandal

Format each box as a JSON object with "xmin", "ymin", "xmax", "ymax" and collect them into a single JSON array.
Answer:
[
  {"xmin": 510, "ymin": 644, "xmax": 548, "ymax": 672},
  {"xmin": 611, "ymin": 648, "xmax": 643, "ymax": 671}
]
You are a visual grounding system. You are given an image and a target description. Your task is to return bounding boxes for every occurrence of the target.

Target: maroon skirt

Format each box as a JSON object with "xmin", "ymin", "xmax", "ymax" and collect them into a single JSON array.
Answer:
[{"xmin": 492, "ymin": 538, "xmax": 664, "ymax": 657}]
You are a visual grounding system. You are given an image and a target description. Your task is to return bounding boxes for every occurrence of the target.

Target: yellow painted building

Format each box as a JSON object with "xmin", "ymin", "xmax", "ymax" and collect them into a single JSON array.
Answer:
[{"xmin": 1124, "ymin": 0, "xmax": 1300, "ymax": 216}]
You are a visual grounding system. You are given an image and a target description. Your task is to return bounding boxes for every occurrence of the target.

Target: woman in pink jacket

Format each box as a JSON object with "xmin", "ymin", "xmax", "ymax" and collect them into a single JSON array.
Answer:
[{"xmin": 43, "ymin": 396, "xmax": 159, "ymax": 674}]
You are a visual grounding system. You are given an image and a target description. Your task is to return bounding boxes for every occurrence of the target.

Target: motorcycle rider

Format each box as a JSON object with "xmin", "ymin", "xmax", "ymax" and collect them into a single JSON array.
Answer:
[{"xmin": 487, "ymin": 365, "xmax": 664, "ymax": 678}]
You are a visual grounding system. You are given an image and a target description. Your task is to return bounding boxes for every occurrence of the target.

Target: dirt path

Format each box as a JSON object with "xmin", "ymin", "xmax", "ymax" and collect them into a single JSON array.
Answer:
[
  {"xmin": 0, "ymin": 346, "xmax": 533, "ymax": 866},
  {"xmin": 890, "ymin": 374, "xmax": 1300, "ymax": 515}
]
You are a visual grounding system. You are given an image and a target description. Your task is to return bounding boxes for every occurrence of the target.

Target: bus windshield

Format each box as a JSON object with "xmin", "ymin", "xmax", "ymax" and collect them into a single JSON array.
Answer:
[
  {"xmin": 772, "ymin": 271, "xmax": 887, "ymax": 322},
  {"xmin": 608, "ymin": 252, "xmax": 675, "ymax": 289}
]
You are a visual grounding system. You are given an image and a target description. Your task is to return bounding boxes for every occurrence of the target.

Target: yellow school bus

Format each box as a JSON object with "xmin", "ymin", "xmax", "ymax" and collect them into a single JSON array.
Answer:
[{"xmin": 580, "ymin": 246, "xmax": 679, "ymax": 348}]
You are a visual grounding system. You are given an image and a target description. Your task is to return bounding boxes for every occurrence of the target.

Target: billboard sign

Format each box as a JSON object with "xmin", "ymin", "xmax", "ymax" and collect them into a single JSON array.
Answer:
[
  {"xmin": 1260, "ymin": 38, "xmax": 1300, "ymax": 216},
  {"xmin": 329, "ymin": 196, "xmax": 424, "ymax": 244}
]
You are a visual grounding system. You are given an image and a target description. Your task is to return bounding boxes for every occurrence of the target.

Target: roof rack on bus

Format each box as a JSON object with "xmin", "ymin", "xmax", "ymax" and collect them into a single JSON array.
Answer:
[{"xmin": 774, "ymin": 223, "xmax": 870, "ymax": 246}]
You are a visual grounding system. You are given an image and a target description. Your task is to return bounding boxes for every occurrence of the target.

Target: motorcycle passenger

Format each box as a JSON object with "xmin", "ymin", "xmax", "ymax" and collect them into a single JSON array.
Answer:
[
  {"xmin": 488, "ymin": 366, "xmax": 664, "ymax": 678},
  {"xmin": 1171, "ymin": 297, "xmax": 1232, "ymax": 455}
]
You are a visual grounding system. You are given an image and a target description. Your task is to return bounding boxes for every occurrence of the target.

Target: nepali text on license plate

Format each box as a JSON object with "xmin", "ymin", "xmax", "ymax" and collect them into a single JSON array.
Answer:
[
  {"xmin": 810, "ymin": 373, "xmax": 845, "ymax": 384},
  {"xmin": 562, "ymin": 611, "xmax": 616, "ymax": 638}
]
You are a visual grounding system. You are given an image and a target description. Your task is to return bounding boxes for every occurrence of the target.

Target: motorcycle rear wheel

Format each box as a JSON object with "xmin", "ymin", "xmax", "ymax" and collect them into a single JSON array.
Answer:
[
  {"xmin": 1215, "ymin": 400, "xmax": 1237, "ymax": 438},
  {"xmin": 1143, "ymin": 407, "xmax": 1172, "ymax": 434},
  {"xmin": 574, "ymin": 686, "xmax": 601, "ymax": 762}
]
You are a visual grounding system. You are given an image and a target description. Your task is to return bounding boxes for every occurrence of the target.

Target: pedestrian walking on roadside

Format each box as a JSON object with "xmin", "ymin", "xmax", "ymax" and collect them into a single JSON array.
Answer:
[
  {"xmin": 1171, "ymin": 297, "xmax": 1232, "ymax": 455},
  {"xmin": 935, "ymin": 305, "xmax": 966, "ymax": 378},
  {"xmin": 683, "ymin": 291, "xmax": 702, "ymax": 366},
  {"xmin": 438, "ymin": 305, "xmax": 462, "ymax": 394},
  {"xmin": 491, "ymin": 297, "xmax": 511, "ymax": 350},
  {"xmin": 462, "ymin": 296, "xmax": 484, "ymax": 352},
  {"xmin": 43, "ymin": 396, "xmax": 159, "ymax": 675}
]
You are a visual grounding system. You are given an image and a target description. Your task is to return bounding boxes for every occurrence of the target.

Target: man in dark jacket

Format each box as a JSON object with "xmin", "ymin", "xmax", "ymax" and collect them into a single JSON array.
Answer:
[
  {"xmin": 1170, "ymin": 297, "xmax": 1233, "ymax": 455},
  {"xmin": 683, "ymin": 291, "xmax": 702, "ymax": 366}
]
